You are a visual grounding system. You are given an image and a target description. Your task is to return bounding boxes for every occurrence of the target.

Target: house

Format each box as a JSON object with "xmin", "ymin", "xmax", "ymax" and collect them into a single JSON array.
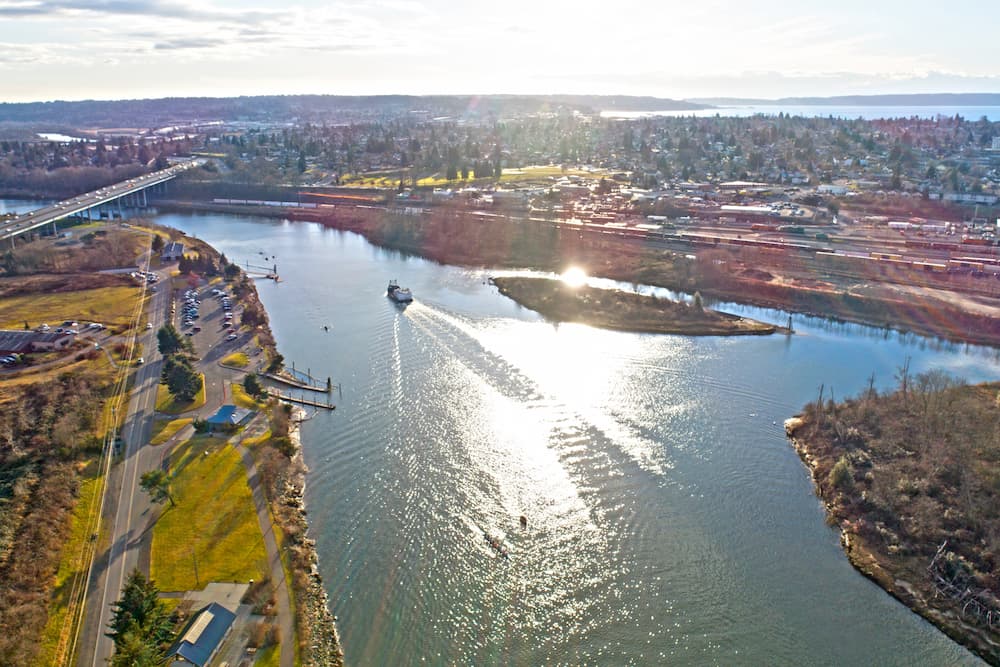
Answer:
[
  {"xmin": 161, "ymin": 241, "xmax": 185, "ymax": 262},
  {"xmin": 0, "ymin": 330, "xmax": 75, "ymax": 354},
  {"xmin": 167, "ymin": 602, "xmax": 236, "ymax": 667},
  {"xmin": 205, "ymin": 404, "xmax": 254, "ymax": 431}
]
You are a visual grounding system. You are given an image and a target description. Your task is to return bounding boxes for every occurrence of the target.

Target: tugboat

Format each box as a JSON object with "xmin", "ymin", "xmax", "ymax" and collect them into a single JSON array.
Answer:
[{"xmin": 387, "ymin": 280, "xmax": 413, "ymax": 303}]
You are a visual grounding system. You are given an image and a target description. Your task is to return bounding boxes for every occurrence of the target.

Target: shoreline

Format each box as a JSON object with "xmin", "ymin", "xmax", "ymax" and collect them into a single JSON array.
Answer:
[
  {"xmin": 164, "ymin": 225, "xmax": 343, "ymax": 665},
  {"xmin": 285, "ymin": 410, "xmax": 343, "ymax": 665},
  {"xmin": 492, "ymin": 276, "xmax": 784, "ymax": 336},
  {"xmin": 159, "ymin": 199, "xmax": 1000, "ymax": 350},
  {"xmin": 784, "ymin": 416, "xmax": 1000, "ymax": 666}
]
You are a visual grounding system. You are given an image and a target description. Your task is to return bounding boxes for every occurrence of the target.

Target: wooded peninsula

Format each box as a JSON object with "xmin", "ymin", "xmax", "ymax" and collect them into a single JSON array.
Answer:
[
  {"xmin": 492, "ymin": 276, "xmax": 781, "ymax": 336},
  {"xmin": 785, "ymin": 373, "xmax": 1000, "ymax": 665}
]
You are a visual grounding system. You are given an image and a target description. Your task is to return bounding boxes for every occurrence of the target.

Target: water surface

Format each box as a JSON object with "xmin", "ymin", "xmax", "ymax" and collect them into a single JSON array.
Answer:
[{"xmin": 163, "ymin": 212, "xmax": 999, "ymax": 665}]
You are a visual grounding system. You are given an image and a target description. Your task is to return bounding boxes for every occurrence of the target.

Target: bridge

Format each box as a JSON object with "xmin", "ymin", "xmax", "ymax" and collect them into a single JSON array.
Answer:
[{"xmin": 0, "ymin": 160, "xmax": 199, "ymax": 246}]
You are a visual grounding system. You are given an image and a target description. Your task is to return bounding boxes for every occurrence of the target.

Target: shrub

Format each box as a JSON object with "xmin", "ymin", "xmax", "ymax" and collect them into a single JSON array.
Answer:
[{"xmin": 829, "ymin": 455, "xmax": 854, "ymax": 492}]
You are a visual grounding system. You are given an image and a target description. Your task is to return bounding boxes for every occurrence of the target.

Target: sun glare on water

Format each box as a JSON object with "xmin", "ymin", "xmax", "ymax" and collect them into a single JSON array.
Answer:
[{"xmin": 560, "ymin": 266, "xmax": 588, "ymax": 288}]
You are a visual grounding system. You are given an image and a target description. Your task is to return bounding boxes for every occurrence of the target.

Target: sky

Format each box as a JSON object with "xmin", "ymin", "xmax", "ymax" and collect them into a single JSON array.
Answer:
[{"xmin": 1, "ymin": 0, "xmax": 1000, "ymax": 103}]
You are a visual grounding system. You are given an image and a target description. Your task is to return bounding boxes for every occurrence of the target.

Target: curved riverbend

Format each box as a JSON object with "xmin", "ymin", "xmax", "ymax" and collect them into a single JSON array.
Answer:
[{"xmin": 164, "ymin": 212, "xmax": 996, "ymax": 666}]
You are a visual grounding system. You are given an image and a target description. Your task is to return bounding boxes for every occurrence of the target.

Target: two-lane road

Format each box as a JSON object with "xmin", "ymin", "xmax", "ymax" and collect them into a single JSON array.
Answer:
[{"xmin": 77, "ymin": 277, "xmax": 172, "ymax": 667}]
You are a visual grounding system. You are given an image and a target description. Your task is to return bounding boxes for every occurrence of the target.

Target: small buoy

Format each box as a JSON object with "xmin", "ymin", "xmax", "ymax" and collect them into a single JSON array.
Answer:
[{"xmin": 519, "ymin": 515, "xmax": 528, "ymax": 528}]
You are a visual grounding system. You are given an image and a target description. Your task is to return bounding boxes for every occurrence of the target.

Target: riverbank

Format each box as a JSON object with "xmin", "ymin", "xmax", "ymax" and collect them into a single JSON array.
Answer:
[
  {"xmin": 269, "ymin": 203, "xmax": 1000, "ymax": 348},
  {"xmin": 492, "ymin": 276, "xmax": 782, "ymax": 335},
  {"xmin": 157, "ymin": 222, "xmax": 343, "ymax": 665},
  {"xmin": 785, "ymin": 381, "xmax": 1000, "ymax": 666}
]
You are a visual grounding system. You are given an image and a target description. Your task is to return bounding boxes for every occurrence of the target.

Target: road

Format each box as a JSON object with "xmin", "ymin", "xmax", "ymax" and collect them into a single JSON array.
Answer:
[
  {"xmin": 0, "ymin": 161, "xmax": 197, "ymax": 242},
  {"xmin": 76, "ymin": 275, "xmax": 171, "ymax": 667}
]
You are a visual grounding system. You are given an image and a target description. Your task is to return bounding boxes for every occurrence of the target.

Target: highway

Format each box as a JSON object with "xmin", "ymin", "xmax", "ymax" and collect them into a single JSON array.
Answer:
[
  {"xmin": 0, "ymin": 161, "xmax": 197, "ymax": 243},
  {"xmin": 75, "ymin": 267, "xmax": 172, "ymax": 667}
]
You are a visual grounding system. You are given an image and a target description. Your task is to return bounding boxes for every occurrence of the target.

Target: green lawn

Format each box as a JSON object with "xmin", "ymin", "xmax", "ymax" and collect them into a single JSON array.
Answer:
[
  {"xmin": 222, "ymin": 352, "xmax": 249, "ymax": 368},
  {"xmin": 155, "ymin": 374, "xmax": 207, "ymax": 414},
  {"xmin": 254, "ymin": 643, "xmax": 279, "ymax": 667},
  {"xmin": 149, "ymin": 418, "xmax": 193, "ymax": 445},
  {"xmin": 231, "ymin": 383, "xmax": 263, "ymax": 410},
  {"xmin": 150, "ymin": 435, "xmax": 268, "ymax": 592}
]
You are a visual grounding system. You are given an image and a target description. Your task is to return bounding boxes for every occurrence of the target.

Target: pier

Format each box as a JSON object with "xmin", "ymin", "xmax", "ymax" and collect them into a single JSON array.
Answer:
[
  {"xmin": 264, "ymin": 362, "xmax": 338, "ymax": 394},
  {"xmin": 266, "ymin": 389, "xmax": 336, "ymax": 410}
]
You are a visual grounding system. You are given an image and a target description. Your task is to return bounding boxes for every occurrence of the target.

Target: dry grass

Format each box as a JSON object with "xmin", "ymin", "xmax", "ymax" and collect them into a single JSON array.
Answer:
[
  {"xmin": 32, "ymin": 468, "xmax": 101, "ymax": 667},
  {"xmin": 0, "ymin": 352, "xmax": 114, "ymax": 407},
  {"xmin": 150, "ymin": 435, "xmax": 268, "ymax": 592},
  {"xmin": 0, "ymin": 283, "xmax": 142, "ymax": 331}
]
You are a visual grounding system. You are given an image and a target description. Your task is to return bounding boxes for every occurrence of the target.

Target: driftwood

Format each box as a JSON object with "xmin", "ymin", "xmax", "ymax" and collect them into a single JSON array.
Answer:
[{"xmin": 927, "ymin": 540, "xmax": 1000, "ymax": 629}]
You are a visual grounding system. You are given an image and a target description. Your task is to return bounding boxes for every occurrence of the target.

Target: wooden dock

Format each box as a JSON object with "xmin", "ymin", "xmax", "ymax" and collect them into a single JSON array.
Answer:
[
  {"xmin": 266, "ymin": 389, "xmax": 336, "ymax": 410},
  {"xmin": 262, "ymin": 371, "xmax": 330, "ymax": 393}
]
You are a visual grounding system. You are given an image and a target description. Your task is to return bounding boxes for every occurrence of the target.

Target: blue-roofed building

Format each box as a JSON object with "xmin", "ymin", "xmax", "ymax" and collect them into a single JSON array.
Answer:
[
  {"xmin": 161, "ymin": 241, "xmax": 185, "ymax": 262},
  {"xmin": 168, "ymin": 602, "xmax": 236, "ymax": 667},
  {"xmin": 205, "ymin": 404, "xmax": 254, "ymax": 432}
]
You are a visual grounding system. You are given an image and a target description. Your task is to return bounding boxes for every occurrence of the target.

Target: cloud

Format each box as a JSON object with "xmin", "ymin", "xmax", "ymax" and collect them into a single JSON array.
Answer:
[
  {"xmin": 0, "ymin": 0, "xmax": 281, "ymax": 25},
  {"xmin": 152, "ymin": 37, "xmax": 217, "ymax": 51}
]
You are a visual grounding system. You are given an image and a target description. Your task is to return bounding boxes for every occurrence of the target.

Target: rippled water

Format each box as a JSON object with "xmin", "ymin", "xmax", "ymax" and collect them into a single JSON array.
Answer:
[{"xmin": 162, "ymin": 213, "xmax": 998, "ymax": 665}]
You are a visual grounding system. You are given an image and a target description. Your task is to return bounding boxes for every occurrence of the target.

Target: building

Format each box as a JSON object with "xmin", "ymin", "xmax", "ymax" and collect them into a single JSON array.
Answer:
[
  {"xmin": 167, "ymin": 602, "xmax": 236, "ymax": 667},
  {"xmin": 0, "ymin": 330, "xmax": 75, "ymax": 355},
  {"xmin": 205, "ymin": 404, "xmax": 255, "ymax": 431},
  {"xmin": 161, "ymin": 241, "xmax": 185, "ymax": 262}
]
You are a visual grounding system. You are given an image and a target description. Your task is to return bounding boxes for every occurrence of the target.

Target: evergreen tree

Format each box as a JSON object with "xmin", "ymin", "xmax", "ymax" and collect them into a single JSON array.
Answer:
[{"xmin": 107, "ymin": 570, "xmax": 172, "ymax": 655}]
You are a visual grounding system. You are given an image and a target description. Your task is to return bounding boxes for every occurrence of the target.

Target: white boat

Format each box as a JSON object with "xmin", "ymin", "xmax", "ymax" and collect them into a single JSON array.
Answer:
[{"xmin": 387, "ymin": 280, "xmax": 413, "ymax": 303}]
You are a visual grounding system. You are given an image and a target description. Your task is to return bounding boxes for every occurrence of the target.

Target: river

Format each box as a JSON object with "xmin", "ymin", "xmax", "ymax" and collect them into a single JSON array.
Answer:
[
  {"xmin": 142, "ymin": 210, "xmax": 1000, "ymax": 666},
  {"xmin": 7, "ymin": 197, "xmax": 994, "ymax": 664}
]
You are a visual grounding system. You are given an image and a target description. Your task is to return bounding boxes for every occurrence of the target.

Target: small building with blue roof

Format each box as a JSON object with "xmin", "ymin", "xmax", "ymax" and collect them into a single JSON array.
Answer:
[
  {"xmin": 168, "ymin": 601, "xmax": 236, "ymax": 666},
  {"xmin": 205, "ymin": 404, "xmax": 254, "ymax": 432}
]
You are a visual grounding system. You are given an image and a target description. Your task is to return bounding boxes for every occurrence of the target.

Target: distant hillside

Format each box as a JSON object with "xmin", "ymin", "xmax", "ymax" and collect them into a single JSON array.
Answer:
[
  {"xmin": 688, "ymin": 93, "xmax": 1000, "ymax": 107},
  {"xmin": 0, "ymin": 94, "xmax": 706, "ymax": 128}
]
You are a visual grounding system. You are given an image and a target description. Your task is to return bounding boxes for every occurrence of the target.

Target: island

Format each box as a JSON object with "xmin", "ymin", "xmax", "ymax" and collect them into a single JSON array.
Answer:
[
  {"xmin": 492, "ymin": 276, "xmax": 783, "ymax": 336},
  {"xmin": 785, "ymin": 374, "xmax": 1000, "ymax": 665}
]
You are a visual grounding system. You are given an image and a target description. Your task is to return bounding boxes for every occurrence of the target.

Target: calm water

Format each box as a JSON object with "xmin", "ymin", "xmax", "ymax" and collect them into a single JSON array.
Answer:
[
  {"xmin": 0, "ymin": 198, "xmax": 52, "ymax": 215},
  {"xmin": 602, "ymin": 105, "xmax": 1000, "ymax": 121},
  {"xmin": 161, "ymin": 213, "xmax": 1000, "ymax": 664}
]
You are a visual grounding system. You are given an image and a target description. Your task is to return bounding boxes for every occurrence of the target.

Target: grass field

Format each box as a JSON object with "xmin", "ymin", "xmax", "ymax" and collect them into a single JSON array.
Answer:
[
  {"xmin": 0, "ymin": 285, "xmax": 142, "ymax": 331},
  {"xmin": 254, "ymin": 643, "xmax": 279, "ymax": 667},
  {"xmin": 222, "ymin": 352, "xmax": 250, "ymax": 368},
  {"xmin": 150, "ymin": 435, "xmax": 268, "ymax": 592},
  {"xmin": 149, "ymin": 418, "xmax": 193, "ymax": 446},
  {"xmin": 33, "ymin": 466, "xmax": 101, "ymax": 667},
  {"xmin": 339, "ymin": 164, "xmax": 611, "ymax": 189},
  {"xmin": 241, "ymin": 428, "xmax": 272, "ymax": 449},
  {"xmin": 231, "ymin": 383, "xmax": 263, "ymax": 410},
  {"xmin": 155, "ymin": 374, "xmax": 207, "ymax": 414}
]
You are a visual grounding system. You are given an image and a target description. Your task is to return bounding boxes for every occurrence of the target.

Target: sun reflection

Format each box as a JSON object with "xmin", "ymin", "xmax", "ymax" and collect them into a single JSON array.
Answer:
[{"xmin": 560, "ymin": 266, "xmax": 588, "ymax": 288}]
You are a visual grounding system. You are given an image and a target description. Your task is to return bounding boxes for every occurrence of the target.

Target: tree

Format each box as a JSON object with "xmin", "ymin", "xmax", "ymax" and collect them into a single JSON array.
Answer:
[
  {"xmin": 140, "ymin": 469, "xmax": 174, "ymax": 506},
  {"xmin": 150, "ymin": 234, "xmax": 164, "ymax": 253},
  {"xmin": 107, "ymin": 570, "xmax": 172, "ymax": 656},
  {"xmin": 161, "ymin": 355, "xmax": 202, "ymax": 402},
  {"xmin": 243, "ymin": 372, "xmax": 265, "ymax": 399},
  {"xmin": 156, "ymin": 324, "xmax": 184, "ymax": 356},
  {"xmin": 297, "ymin": 152, "xmax": 307, "ymax": 173}
]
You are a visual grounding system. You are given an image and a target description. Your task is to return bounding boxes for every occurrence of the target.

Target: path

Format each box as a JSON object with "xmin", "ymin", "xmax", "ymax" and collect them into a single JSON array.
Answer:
[{"xmin": 234, "ymin": 417, "xmax": 295, "ymax": 667}]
